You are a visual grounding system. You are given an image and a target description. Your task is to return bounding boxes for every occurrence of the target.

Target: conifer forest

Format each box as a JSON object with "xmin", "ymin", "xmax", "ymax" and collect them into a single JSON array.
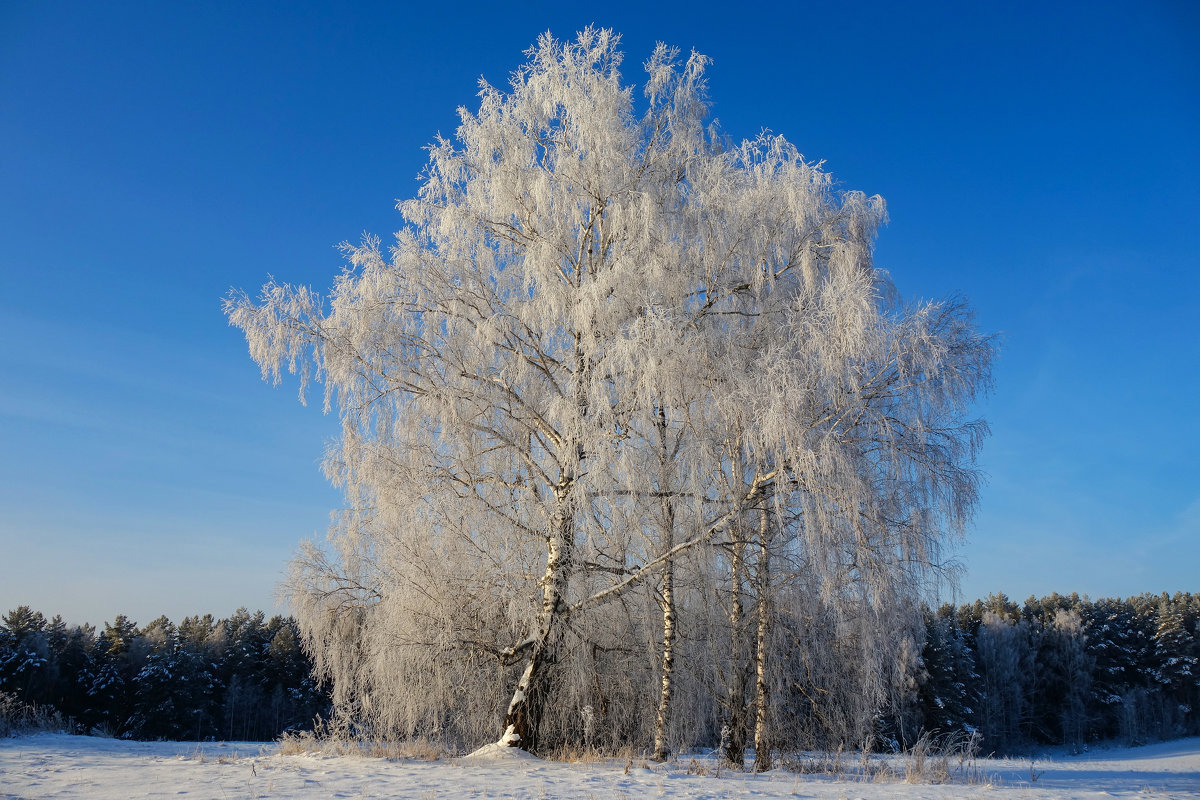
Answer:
[{"xmin": 0, "ymin": 607, "xmax": 328, "ymax": 741}]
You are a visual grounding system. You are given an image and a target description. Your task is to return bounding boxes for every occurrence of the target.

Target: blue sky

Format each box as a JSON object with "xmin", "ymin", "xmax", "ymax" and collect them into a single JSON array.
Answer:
[{"xmin": 1, "ymin": 1, "xmax": 1196, "ymax": 628}]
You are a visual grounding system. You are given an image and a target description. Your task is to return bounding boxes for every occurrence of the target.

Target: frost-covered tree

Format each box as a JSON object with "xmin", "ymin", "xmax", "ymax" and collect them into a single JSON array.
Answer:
[
  {"xmin": 1041, "ymin": 608, "xmax": 1093, "ymax": 750},
  {"xmin": 975, "ymin": 610, "xmax": 1033, "ymax": 753},
  {"xmin": 227, "ymin": 28, "xmax": 992, "ymax": 755}
]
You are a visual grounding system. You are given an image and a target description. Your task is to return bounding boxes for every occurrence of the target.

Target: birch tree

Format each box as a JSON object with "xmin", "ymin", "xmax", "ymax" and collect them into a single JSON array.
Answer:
[{"xmin": 227, "ymin": 27, "xmax": 992, "ymax": 755}]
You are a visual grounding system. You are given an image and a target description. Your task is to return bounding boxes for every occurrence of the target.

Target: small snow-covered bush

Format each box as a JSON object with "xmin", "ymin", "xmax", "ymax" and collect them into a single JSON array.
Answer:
[{"xmin": 0, "ymin": 691, "xmax": 64, "ymax": 737}]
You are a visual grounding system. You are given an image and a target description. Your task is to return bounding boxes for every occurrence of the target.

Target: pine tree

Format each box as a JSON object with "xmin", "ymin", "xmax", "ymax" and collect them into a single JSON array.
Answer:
[
  {"xmin": 219, "ymin": 608, "xmax": 272, "ymax": 740},
  {"xmin": 1151, "ymin": 596, "xmax": 1197, "ymax": 735},
  {"xmin": 0, "ymin": 606, "xmax": 52, "ymax": 705},
  {"xmin": 51, "ymin": 621, "xmax": 97, "ymax": 727},
  {"xmin": 89, "ymin": 615, "xmax": 139, "ymax": 735},
  {"xmin": 265, "ymin": 618, "xmax": 326, "ymax": 734},
  {"xmin": 128, "ymin": 617, "xmax": 181, "ymax": 739},
  {"xmin": 1086, "ymin": 597, "xmax": 1138, "ymax": 740}
]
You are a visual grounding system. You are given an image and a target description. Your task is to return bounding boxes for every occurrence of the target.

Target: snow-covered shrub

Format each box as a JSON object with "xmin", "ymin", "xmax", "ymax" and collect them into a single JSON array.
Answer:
[{"xmin": 0, "ymin": 691, "xmax": 64, "ymax": 737}]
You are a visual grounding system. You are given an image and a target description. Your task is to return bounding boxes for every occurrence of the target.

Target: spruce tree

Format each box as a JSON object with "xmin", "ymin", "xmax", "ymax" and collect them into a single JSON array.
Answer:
[{"xmin": 917, "ymin": 607, "xmax": 979, "ymax": 737}]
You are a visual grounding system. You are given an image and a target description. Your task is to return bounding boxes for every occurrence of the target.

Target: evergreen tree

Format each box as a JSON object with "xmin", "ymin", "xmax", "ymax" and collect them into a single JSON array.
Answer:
[
  {"xmin": 178, "ymin": 614, "xmax": 217, "ymax": 650},
  {"xmin": 916, "ymin": 607, "xmax": 978, "ymax": 737},
  {"xmin": 219, "ymin": 608, "xmax": 271, "ymax": 740},
  {"xmin": 1112, "ymin": 595, "xmax": 1163, "ymax": 744},
  {"xmin": 89, "ymin": 615, "xmax": 139, "ymax": 735},
  {"xmin": 265, "ymin": 618, "xmax": 327, "ymax": 733},
  {"xmin": 1127, "ymin": 596, "xmax": 1159, "ymax": 686},
  {"xmin": 175, "ymin": 615, "xmax": 220, "ymax": 739},
  {"xmin": 1086, "ymin": 597, "xmax": 1138, "ymax": 740},
  {"xmin": 0, "ymin": 606, "xmax": 52, "ymax": 705},
  {"xmin": 1153, "ymin": 598, "xmax": 1197, "ymax": 693},
  {"xmin": 128, "ymin": 617, "xmax": 181, "ymax": 739},
  {"xmin": 956, "ymin": 598, "xmax": 986, "ymax": 638},
  {"xmin": 43, "ymin": 617, "xmax": 98, "ymax": 728},
  {"xmin": 1151, "ymin": 596, "xmax": 1197, "ymax": 735}
]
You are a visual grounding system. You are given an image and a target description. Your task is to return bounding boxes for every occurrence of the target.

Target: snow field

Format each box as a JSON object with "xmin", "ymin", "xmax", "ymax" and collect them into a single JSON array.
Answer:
[{"xmin": 1, "ymin": 734, "xmax": 1198, "ymax": 800}]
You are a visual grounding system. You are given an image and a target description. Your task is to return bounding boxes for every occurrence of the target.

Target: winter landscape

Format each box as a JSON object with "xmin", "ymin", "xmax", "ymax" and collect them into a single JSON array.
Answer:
[
  {"xmin": 2, "ymin": 733, "xmax": 1199, "ymax": 799},
  {"xmin": 3, "ymin": 4, "xmax": 1198, "ymax": 800}
]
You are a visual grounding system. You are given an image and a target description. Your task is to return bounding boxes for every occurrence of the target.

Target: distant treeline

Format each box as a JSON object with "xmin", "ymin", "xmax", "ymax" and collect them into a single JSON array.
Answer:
[
  {"xmin": 2, "ymin": 593, "xmax": 1196, "ymax": 751},
  {"xmin": 901, "ymin": 591, "xmax": 1198, "ymax": 753},
  {"xmin": 0, "ymin": 607, "xmax": 329, "ymax": 741}
]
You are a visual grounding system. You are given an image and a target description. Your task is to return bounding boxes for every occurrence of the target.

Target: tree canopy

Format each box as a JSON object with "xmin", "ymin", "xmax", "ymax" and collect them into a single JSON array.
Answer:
[{"xmin": 226, "ymin": 28, "xmax": 993, "ymax": 757}]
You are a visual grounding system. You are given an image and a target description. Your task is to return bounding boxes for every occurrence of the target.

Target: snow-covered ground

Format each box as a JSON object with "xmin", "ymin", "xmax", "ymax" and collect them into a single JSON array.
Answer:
[{"xmin": 2, "ymin": 733, "xmax": 1198, "ymax": 799}]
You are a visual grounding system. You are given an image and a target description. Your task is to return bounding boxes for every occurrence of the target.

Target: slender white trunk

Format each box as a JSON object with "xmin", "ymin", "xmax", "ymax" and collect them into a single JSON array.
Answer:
[
  {"xmin": 501, "ymin": 494, "xmax": 573, "ymax": 753},
  {"xmin": 753, "ymin": 508, "xmax": 772, "ymax": 772},
  {"xmin": 724, "ymin": 526, "xmax": 750, "ymax": 767},
  {"xmin": 652, "ymin": 558, "xmax": 676, "ymax": 761},
  {"xmin": 652, "ymin": 406, "xmax": 677, "ymax": 762}
]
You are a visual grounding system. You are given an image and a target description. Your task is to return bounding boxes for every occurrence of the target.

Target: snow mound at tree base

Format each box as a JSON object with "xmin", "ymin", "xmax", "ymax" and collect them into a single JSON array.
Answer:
[{"xmin": 460, "ymin": 741, "xmax": 542, "ymax": 761}]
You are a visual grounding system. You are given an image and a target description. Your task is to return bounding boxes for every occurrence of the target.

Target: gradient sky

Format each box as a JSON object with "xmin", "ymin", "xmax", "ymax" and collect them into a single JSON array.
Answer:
[{"xmin": 1, "ymin": 1, "xmax": 1196, "ymax": 629}]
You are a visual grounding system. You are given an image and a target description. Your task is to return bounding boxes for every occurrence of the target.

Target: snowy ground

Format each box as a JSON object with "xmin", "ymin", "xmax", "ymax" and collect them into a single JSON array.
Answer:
[{"xmin": 2, "ymin": 733, "xmax": 1198, "ymax": 799}]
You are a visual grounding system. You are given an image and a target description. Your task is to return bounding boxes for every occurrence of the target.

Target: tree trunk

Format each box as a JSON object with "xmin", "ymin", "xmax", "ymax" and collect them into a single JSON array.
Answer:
[
  {"xmin": 501, "ymin": 496, "xmax": 573, "ymax": 753},
  {"xmin": 724, "ymin": 527, "xmax": 750, "ymax": 768},
  {"xmin": 652, "ymin": 558, "xmax": 676, "ymax": 761},
  {"xmin": 752, "ymin": 509, "xmax": 772, "ymax": 773},
  {"xmin": 652, "ymin": 405, "xmax": 677, "ymax": 763}
]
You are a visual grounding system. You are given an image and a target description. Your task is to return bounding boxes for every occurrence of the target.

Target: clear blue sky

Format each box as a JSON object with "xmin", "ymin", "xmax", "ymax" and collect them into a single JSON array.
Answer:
[{"xmin": 1, "ymin": 1, "xmax": 1196, "ymax": 628}]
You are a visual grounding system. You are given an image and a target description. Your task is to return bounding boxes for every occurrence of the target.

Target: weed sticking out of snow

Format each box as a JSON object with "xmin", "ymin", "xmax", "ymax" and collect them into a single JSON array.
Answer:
[
  {"xmin": 278, "ymin": 715, "xmax": 448, "ymax": 761},
  {"xmin": 543, "ymin": 743, "xmax": 610, "ymax": 764},
  {"xmin": 902, "ymin": 730, "xmax": 984, "ymax": 785},
  {"xmin": 784, "ymin": 744, "xmax": 848, "ymax": 778}
]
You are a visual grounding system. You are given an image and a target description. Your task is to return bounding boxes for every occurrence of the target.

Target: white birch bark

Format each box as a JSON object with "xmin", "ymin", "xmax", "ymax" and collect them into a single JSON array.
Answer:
[{"xmin": 753, "ymin": 508, "xmax": 772, "ymax": 772}]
